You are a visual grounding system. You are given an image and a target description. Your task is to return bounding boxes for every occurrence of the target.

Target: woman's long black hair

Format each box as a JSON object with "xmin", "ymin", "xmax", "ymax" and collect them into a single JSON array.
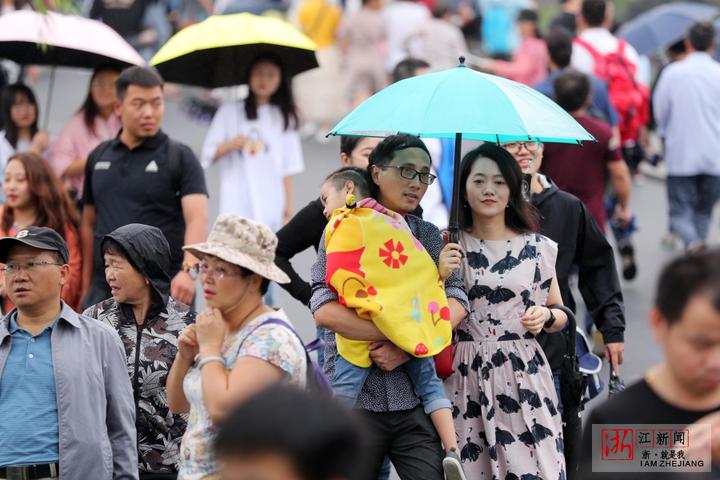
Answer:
[
  {"xmin": 79, "ymin": 65, "xmax": 121, "ymax": 136},
  {"xmin": 1, "ymin": 83, "xmax": 39, "ymax": 149},
  {"xmin": 244, "ymin": 54, "xmax": 299, "ymax": 131},
  {"xmin": 459, "ymin": 143, "xmax": 539, "ymax": 234}
]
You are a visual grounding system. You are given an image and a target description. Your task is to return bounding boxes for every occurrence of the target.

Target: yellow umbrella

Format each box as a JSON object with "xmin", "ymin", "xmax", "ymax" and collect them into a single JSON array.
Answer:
[{"xmin": 150, "ymin": 13, "xmax": 318, "ymax": 88}]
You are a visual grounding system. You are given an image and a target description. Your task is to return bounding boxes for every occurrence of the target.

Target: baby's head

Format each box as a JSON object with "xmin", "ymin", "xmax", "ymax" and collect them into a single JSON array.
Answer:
[{"xmin": 320, "ymin": 167, "xmax": 370, "ymax": 219}]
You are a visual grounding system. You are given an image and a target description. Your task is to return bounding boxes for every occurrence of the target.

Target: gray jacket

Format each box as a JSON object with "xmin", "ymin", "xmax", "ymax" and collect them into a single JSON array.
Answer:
[{"xmin": 0, "ymin": 302, "xmax": 138, "ymax": 480}]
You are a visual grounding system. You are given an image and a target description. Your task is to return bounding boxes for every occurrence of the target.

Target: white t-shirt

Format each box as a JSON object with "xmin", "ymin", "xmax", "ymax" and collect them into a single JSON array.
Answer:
[
  {"xmin": 420, "ymin": 138, "xmax": 448, "ymax": 230},
  {"xmin": 201, "ymin": 102, "xmax": 304, "ymax": 232},
  {"xmin": 0, "ymin": 132, "xmax": 34, "ymax": 169},
  {"xmin": 571, "ymin": 28, "xmax": 643, "ymax": 84},
  {"xmin": 383, "ymin": 1, "xmax": 430, "ymax": 72}
]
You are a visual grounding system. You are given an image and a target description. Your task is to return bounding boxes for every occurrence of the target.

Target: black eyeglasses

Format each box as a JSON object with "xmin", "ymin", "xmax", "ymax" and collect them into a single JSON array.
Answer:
[{"xmin": 381, "ymin": 165, "xmax": 437, "ymax": 185}]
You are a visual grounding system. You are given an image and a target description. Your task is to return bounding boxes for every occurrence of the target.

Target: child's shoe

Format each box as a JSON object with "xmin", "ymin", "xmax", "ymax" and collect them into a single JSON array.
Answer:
[{"xmin": 442, "ymin": 447, "xmax": 467, "ymax": 480}]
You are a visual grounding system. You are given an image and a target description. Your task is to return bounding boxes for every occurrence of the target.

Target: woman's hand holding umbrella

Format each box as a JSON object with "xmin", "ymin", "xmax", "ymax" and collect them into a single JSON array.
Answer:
[
  {"xmin": 30, "ymin": 130, "xmax": 49, "ymax": 154},
  {"xmin": 439, "ymin": 242, "xmax": 463, "ymax": 280}
]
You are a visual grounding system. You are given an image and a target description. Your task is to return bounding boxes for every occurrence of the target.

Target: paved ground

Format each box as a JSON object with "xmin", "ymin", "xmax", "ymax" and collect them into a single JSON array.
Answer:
[{"xmin": 30, "ymin": 65, "xmax": 720, "ymax": 474}]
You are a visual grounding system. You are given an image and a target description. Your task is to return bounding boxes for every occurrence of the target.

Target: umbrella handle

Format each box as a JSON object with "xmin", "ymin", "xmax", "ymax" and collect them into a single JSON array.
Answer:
[
  {"xmin": 43, "ymin": 65, "xmax": 56, "ymax": 130},
  {"xmin": 448, "ymin": 132, "xmax": 463, "ymax": 244},
  {"xmin": 547, "ymin": 304, "xmax": 576, "ymax": 358}
]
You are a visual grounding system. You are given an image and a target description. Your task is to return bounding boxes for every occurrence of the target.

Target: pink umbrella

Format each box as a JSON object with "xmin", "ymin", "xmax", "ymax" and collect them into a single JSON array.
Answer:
[
  {"xmin": 0, "ymin": 10, "xmax": 145, "ymax": 125},
  {"xmin": 0, "ymin": 10, "xmax": 145, "ymax": 68}
]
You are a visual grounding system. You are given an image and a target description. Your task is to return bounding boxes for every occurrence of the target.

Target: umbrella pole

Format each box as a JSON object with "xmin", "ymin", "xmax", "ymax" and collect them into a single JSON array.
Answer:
[
  {"xmin": 448, "ymin": 133, "xmax": 463, "ymax": 244},
  {"xmin": 43, "ymin": 65, "xmax": 56, "ymax": 130}
]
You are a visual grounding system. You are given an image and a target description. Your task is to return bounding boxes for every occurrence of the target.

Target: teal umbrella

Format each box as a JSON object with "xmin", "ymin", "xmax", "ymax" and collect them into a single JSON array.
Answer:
[{"xmin": 328, "ymin": 58, "xmax": 595, "ymax": 241}]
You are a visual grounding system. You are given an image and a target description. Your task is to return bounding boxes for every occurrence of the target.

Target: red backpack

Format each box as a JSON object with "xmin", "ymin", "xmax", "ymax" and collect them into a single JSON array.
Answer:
[{"xmin": 574, "ymin": 37, "xmax": 649, "ymax": 145}]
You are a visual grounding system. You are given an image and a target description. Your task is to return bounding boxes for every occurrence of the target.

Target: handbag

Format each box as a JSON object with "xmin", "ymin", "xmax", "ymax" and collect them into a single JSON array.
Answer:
[{"xmin": 434, "ymin": 342, "xmax": 454, "ymax": 379}]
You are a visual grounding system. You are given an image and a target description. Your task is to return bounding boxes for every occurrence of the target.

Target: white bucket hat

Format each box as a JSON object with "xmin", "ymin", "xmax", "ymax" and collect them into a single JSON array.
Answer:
[{"xmin": 183, "ymin": 214, "xmax": 290, "ymax": 284}]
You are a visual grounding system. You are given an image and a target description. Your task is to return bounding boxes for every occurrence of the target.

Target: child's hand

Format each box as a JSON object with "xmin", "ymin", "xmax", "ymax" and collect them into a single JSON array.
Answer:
[{"xmin": 439, "ymin": 242, "xmax": 463, "ymax": 280}]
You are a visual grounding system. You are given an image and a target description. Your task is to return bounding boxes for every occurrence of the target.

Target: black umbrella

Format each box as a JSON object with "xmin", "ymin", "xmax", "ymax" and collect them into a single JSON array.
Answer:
[{"xmin": 548, "ymin": 304, "xmax": 586, "ymax": 479}]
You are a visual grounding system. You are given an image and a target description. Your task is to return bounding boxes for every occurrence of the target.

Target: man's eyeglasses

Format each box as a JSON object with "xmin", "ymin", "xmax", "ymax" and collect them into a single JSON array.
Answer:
[
  {"xmin": 194, "ymin": 261, "xmax": 243, "ymax": 280},
  {"xmin": 381, "ymin": 165, "xmax": 437, "ymax": 185},
  {"xmin": 1, "ymin": 261, "xmax": 63, "ymax": 275},
  {"xmin": 502, "ymin": 141, "xmax": 540, "ymax": 153}
]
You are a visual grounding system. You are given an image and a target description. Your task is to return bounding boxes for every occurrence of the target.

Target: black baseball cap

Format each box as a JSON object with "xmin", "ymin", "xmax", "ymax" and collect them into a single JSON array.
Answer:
[{"xmin": 0, "ymin": 226, "xmax": 69, "ymax": 264}]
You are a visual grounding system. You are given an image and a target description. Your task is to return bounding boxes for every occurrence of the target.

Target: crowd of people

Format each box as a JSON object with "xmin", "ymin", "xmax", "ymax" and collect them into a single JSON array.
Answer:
[{"xmin": 0, "ymin": 0, "xmax": 718, "ymax": 479}]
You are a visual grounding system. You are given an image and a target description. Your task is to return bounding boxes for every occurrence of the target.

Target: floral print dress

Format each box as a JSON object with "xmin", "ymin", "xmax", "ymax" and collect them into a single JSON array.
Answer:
[
  {"xmin": 444, "ymin": 232, "xmax": 566, "ymax": 479},
  {"xmin": 178, "ymin": 309, "xmax": 307, "ymax": 480}
]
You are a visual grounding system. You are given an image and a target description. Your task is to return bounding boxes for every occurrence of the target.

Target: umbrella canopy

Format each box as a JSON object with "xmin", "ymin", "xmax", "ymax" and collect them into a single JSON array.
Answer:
[
  {"xmin": 329, "ymin": 61, "xmax": 594, "ymax": 241},
  {"xmin": 329, "ymin": 62, "xmax": 594, "ymax": 145},
  {"xmin": 0, "ymin": 10, "xmax": 145, "ymax": 68},
  {"xmin": 618, "ymin": 2, "xmax": 718, "ymax": 56},
  {"xmin": 150, "ymin": 13, "xmax": 318, "ymax": 88}
]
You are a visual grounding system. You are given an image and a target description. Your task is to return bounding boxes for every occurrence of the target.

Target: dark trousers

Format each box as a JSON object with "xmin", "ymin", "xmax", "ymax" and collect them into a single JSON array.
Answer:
[
  {"xmin": 358, "ymin": 406, "xmax": 444, "ymax": 480},
  {"xmin": 139, "ymin": 473, "xmax": 177, "ymax": 480}
]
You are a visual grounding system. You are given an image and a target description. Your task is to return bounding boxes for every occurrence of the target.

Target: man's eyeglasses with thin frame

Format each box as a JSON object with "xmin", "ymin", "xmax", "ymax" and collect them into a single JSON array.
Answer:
[
  {"xmin": 1, "ymin": 261, "xmax": 64, "ymax": 275},
  {"xmin": 381, "ymin": 165, "xmax": 437, "ymax": 185},
  {"xmin": 502, "ymin": 141, "xmax": 541, "ymax": 153}
]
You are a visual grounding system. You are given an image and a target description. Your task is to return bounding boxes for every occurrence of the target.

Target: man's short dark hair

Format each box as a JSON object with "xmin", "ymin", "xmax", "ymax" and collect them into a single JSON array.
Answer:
[
  {"xmin": 655, "ymin": 249, "xmax": 720, "ymax": 325},
  {"xmin": 553, "ymin": 69, "xmax": 591, "ymax": 112},
  {"xmin": 325, "ymin": 166, "xmax": 370, "ymax": 199},
  {"xmin": 116, "ymin": 66, "xmax": 164, "ymax": 100},
  {"xmin": 366, "ymin": 133, "xmax": 430, "ymax": 198},
  {"xmin": 215, "ymin": 385, "xmax": 365, "ymax": 480},
  {"xmin": 688, "ymin": 21, "xmax": 715, "ymax": 52},
  {"xmin": 581, "ymin": 0, "xmax": 607, "ymax": 27},
  {"xmin": 392, "ymin": 58, "xmax": 430, "ymax": 83},
  {"xmin": 546, "ymin": 28, "xmax": 574, "ymax": 68}
]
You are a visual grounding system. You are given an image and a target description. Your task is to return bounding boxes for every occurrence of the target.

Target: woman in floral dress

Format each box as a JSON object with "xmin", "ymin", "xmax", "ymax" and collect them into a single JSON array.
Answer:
[
  {"xmin": 442, "ymin": 144, "xmax": 569, "ymax": 479},
  {"xmin": 167, "ymin": 215, "xmax": 307, "ymax": 480}
]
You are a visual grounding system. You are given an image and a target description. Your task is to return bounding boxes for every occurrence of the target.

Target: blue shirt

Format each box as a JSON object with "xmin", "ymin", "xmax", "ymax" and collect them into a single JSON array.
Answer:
[
  {"xmin": 534, "ymin": 68, "xmax": 619, "ymax": 127},
  {"xmin": 0, "ymin": 303, "xmax": 138, "ymax": 479},
  {"xmin": 653, "ymin": 52, "xmax": 720, "ymax": 176},
  {"xmin": 0, "ymin": 313, "xmax": 59, "ymax": 466}
]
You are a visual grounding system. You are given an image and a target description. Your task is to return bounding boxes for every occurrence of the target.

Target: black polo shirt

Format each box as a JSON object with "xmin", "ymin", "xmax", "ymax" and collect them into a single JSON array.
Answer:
[{"xmin": 82, "ymin": 131, "xmax": 208, "ymax": 298}]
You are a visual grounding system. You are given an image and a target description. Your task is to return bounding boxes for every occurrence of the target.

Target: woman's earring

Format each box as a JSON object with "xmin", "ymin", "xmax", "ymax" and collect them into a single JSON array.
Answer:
[{"xmin": 145, "ymin": 278, "xmax": 150, "ymax": 285}]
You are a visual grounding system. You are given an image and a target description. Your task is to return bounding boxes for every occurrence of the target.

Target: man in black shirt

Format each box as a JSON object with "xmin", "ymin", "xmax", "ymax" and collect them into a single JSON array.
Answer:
[
  {"xmin": 581, "ymin": 250, "xmax": 720, "ymax": 478},
  {"xmin": 80, "ymin": 66, "xmax": 208, "ymax": 308}
]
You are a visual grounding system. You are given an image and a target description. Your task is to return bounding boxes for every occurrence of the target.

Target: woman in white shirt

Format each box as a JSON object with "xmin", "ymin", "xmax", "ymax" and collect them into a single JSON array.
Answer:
[
  {"xmin": 0, "ymin": 83, "xmax": 48, "ymax": 169},
  {"xmin": 201, "ymin": 54, "xmax": 305, "ymax": 233}
]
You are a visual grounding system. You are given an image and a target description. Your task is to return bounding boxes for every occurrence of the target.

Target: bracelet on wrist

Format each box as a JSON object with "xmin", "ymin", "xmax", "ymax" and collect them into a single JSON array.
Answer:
[
  {"xmin": 196, "ymin": 355, "xmax": 225, "ymax": 370},
  {"xmin": 543, "ymin": 307, "xmax": 556, "ymax": 330}
]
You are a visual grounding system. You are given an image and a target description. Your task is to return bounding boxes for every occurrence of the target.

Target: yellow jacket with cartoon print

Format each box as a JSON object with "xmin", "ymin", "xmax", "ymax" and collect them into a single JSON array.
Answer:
[{"xmin": 324, "ymin": 197, "xmax": 452, "ymax": 368}]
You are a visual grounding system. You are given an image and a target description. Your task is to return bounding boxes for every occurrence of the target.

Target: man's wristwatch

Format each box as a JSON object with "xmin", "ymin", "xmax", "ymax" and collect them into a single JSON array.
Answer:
[{"xmin": 543, "ymin": 308, "xmax": 556, "ymax": 330}]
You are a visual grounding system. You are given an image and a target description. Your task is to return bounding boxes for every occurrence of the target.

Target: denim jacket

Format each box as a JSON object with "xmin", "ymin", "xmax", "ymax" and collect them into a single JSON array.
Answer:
[{"xmin": 0, "ymin": 302, "xmax": 138, "ymax": 480}]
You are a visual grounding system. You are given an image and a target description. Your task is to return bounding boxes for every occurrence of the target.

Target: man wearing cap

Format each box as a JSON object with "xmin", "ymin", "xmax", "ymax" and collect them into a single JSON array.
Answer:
[{"xmin": 0, "ymin": 226, "xmax": 138, "ymax": 480}]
